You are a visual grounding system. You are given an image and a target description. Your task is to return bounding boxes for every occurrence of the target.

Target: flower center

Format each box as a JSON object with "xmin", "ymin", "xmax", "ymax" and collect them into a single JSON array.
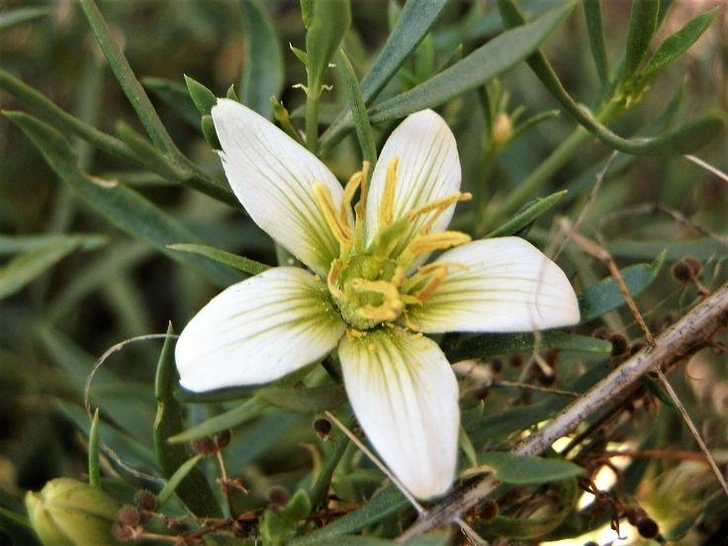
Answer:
[
  {"xmin": 314, "ymin": 159, "xmax": 472, "ymax": 331},
  {"xmin": 327, "ymin": 254, "xmax": 409, "ymax": 330}
]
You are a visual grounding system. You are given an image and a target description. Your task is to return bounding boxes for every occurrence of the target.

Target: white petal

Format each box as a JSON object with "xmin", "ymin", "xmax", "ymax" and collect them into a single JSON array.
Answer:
[
  {"xmin": 212, "ymin": 99, "xmax": 346, "ymax": 276},
  {"xmin": 339, "ymin": 328, "xmax": 459, "ymax": 499},
  {"xmin": 409, "ymin": 237, "xmax": 580, "ymax": 333},
  {"xmin": 176, "ymin": 267, "xmax": 346, "ymax": 391},
  {"xmin": 366, "ymin": 110, "xmax": 461, "ymax": 257}
]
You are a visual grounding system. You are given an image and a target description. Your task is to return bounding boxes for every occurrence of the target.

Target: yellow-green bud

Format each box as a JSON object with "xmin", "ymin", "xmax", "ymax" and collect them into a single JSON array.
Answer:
[
  {"xmin": 25, "ymin": 478, "xmax": 123, "ymax": 546},
  {"xmin": 492, "ymin": 112, "xmax": 513, "ymax": 147}
]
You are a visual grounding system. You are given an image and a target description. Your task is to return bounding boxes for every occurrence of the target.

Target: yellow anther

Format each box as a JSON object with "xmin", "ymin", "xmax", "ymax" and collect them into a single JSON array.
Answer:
[
  {"xmin": 349, "ymin": 279, "xmax": 404, "ymax": 322},
  {"xmin": 413, "ymin": 264, "xmax": 449, "ymax": 302},
  {"xmin": 409, "ymin": 192, "xmax": 472, "ymax": 235},
  {"xmin": 346, "ymin": 328, "xmax": 367, "ymax": 340},
  {"xmin": 327, "ymin": 258, "xmax": 345, "ymax": 299},
  {"xmin": 378, "ymin": 158, "xmax": 399, "ymax": 227},
  {"xmin": 341, "ymin": 171, "xmax": 362, "ymax": 227},
  {"xmin": 312, "ymin": 182, "xmax": 352, "ymax": 248},
  {"xmin": 390, "ymin": 265, "xmax": 406, "ymax": 288},
  {"xmin": 403, "ymin": 231, "xmax": 471, "ymax": 259}
]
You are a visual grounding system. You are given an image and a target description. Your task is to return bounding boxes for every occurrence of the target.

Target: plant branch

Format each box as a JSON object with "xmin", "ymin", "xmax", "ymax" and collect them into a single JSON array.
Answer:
[{"xmin": 399, "ymin": 282, "xmax": 728, "ymax": 541}]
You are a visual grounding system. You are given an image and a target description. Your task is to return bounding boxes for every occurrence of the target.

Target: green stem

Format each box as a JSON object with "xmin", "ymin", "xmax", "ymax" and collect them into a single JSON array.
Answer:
[
  {"xmin": 487, "ymin": 125, "xmax": 589, "ymax": 230},
  {"xmin": 305, "ymin": 90, "xmax": 320, "ymax": 154},
  {"xmin": 308, "ymin": 432, "xmax": 350, "ymax": 509}
]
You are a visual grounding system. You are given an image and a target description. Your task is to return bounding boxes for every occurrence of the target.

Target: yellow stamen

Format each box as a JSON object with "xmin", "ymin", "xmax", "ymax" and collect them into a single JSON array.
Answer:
[
  {"xmin": 409, "ymin": 192, "xmax": 472, "ymax": 235},
  {"xmin": 378, "ymin": 158, "xmax": 399, "ymax": 227},
  {"xmin": 313, "ymin": 182, "xmax": 352, "ymax": 248},
  {"xmin": 412, "ymin": 264, "xmax": 449, "ymax": 301},
  {"xmin": 352, "ymin": 162, "xmax": 371, "ymax": 252},
  {"xmin": 341, "ymin": 171, "xmax": 362, "ymax": 228},
  {"xmin": 346, "ymin": 328, "xmax": 367, "ymax": 340},
  {"xmin": 403, "ymin": 231, "xmax": 471, "ymax": 259},
  {"xmin": 348, "ymin": 279, "xmax": 404, "ymax": 322},
  {"xmin": 327, "ymin": 258, "xmax": 345, "ymax": 299}
]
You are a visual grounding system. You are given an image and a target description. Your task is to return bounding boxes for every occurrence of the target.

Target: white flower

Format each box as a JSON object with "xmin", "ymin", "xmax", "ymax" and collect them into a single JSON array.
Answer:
[{"xmin": 175, "ymin": 99, "xmax": 580, "ymax": 500}]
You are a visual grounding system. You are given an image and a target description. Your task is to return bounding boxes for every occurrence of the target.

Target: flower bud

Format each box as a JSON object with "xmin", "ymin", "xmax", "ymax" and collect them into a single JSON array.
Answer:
[
  {"xmin": 492, "ymin": 112, "xmax": 513, "ymax": 147},
  {"xmin": 25, "ymin": 478, "xmax": 123, "ymax": 546}
]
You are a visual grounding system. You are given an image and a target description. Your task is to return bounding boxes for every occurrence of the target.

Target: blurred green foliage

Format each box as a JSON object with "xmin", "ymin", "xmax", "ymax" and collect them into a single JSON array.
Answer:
[{"xmin": 0, "ymin": 0, "xmax": 726, "ymax": 544}]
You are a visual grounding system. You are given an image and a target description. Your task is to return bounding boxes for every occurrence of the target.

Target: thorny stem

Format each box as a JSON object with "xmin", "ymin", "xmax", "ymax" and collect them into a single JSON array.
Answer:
[{"xmin": 398, "ymin": 282, "xmax": 728, "ymax": 541}]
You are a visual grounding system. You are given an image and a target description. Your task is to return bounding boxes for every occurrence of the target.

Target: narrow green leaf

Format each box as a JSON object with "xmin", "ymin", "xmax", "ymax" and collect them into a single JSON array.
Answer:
[
  {"xmin": 58, "ymin": 401, "xmax": 158, "ymax": 473},
  {"xmin": 290, "ymin": 486, "xmax": 408, "ymax": 544},
  {"xmin": 582, "ymin": 0, "xmax": 609, "ymax": 86},
  {"xmin": 78, "ymin": 0, "xmax": 178, "ymax": 156},
  {"xmin": 495, "ymin": 0, "xmax": 722, "ymax": 157},
  {"xmin": 0, "ymin": 238, "xmax": 104, "ymax": 299},
  {"xmin": 642, "ymin": 8, "xmax": 718, "ymax": 80},
  {"xmin": 443, "ymin": 331, "xmax": 611, "ymax": 363},
  {"xmin": 578, "ymin": 254, "xmax": 663, "ymax": 323},
  {"xmin": 623, "ymin": 0, "xmax": 660, "ymax": 80},
  {"xmin": 508, "ymin": 109, "xmax": 561, "ymax": 144},
  {"xmin": 156, "ymin": 455, "xmax": 204, "ymax": 508},
  {"xmin": 167, "ymin": 243, "xmax": 269, "ymax": 277},
  {"xmin": 184, "ymin": 75, "xmax": 217, "ymax": 115},
  {"xmin": 366, "ymin": 5, "xmax": 570, "ymax": 123},
  {"xmin": 46, "ymin": 241, "xmax": 152, "ymax": 324},
  {"xmin": 114, "ymin": 121, "xmax": 183, "ymax": 180},
  {"xmin": 485, "ymin": 190, "xmax": 567, "ymax": 238},
  {"xmin": 88, "ymin": 409, "xmax": 102, "ymax": 489},
  {"xmin": 168, "ymin": 397, "xmax": 268, "ymax": 443},
  {"xmin": 0, "ymin": 67, "xmax": 139, "ymax": 164},
  {"xmin": 320, "ymin": 0, "xmax": 448, "ymax": 152},
  {"xmin": 154, "ymin": 324, "xmax": 222, "ymax": 517},
  {"xmin": 143, "ymin": 77, "xmax": 200, "ymax": 126},
  {"xmin": 6, "ymin": 111, "xmax": 242, "ymax": 288},
  {"xmin": 280, "ymin": 489, "xmax": 312, "ymax": 525},
  {"xmin": 257, "ymin": 385, "xmax": 347, "ymax": 413},
  {"xmin": 240, "ymin": 0, "xmax": 284, "ymax": 118},
  {"xmin": 479, "ymin": 452, "xmax": 583, "ymax": 484},
  {"xmin": 338, "ymin": 50, "xmax": 377, "ymax": 166},
  {"xmin": 0, "ymin": 69, "xmax": 235, "ymax": 205},
  {"xmin": 0, "ymin": 233, "xmax": 106, "ymax": 255},
  {"xmin": 0, "ymin": 7, "xmax": 51, "ymax": 31}
]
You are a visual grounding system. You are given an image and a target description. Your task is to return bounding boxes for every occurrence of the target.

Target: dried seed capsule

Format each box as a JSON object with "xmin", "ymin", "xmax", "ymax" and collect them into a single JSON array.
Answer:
[
  {"xmin": 214, "ymin": 429, "xmax": 232, "ymax": 449},
  {"xmin": 637, "ymin": 517, "xmax": 660, "ymax": 539},
  {"xmin": 313, "ymin": 418, "xmax": 332, "ymax": 439},
  {"xmin": 134, "ymin": 489, "xmax": 157, "ymax": 511}
]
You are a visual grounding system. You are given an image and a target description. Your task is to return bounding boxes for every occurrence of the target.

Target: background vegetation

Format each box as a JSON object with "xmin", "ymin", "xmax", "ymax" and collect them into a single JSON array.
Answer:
[{"xmin": 0, "ymin": 0, "xmax": 726, "ymax": 544}]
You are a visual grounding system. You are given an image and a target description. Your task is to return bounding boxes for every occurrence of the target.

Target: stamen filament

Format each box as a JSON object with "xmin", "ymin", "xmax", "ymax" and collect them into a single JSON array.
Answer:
[
  {"xmin": 353, "ymin": 161, "xmax": 371, "ymax": 252},
  {"xmin": 378, "ymin": 158, "xmax": 399, "ymax": 227},
  {"xmin": 341, "ymin": 171, "xmax": 362, "ymax": 228},
  {"xmin": 409, "ymin": 192, "xmax": 472, "ymax": 235},
  {"xmin": 401, "ymin": 231, "xmax": 471, "ymax": 262},
  {"xmin": 313, "ymin": 182, "xmax": 352, "ymax": 248}
]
